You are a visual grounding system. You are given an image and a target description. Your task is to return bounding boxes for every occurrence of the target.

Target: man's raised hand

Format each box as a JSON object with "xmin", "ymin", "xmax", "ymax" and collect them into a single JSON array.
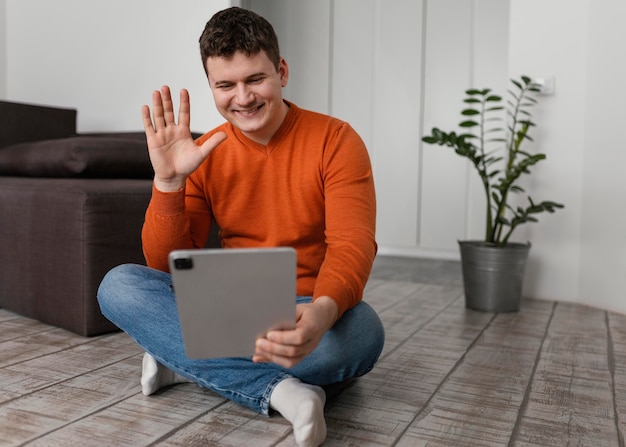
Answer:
[{"xmin": 142, "ymin": 86, "xmax": 227, "ymax": 192}]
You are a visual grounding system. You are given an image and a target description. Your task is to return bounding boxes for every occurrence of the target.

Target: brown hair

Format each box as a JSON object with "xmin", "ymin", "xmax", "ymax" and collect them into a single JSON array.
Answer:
[{"xmin": 199, "ymin": 7, "xmax": 281, "ymax": 74}]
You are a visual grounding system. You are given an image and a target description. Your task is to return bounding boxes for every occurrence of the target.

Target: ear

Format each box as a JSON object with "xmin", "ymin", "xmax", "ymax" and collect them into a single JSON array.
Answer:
[{"xmin": 278, "ymin": 57, "xmax": 289, "ymax": 87}]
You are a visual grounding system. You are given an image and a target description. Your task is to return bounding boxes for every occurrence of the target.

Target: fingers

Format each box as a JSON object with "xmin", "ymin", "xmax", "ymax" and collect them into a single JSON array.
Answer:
[
  {"xmin": 141, "ymin": 104, "xmax": 155, "ymax": 136},
  {"xmin": 253, "ymin": 329, "xmax": 315, "ymax": 368},
  {"xmin": 143, "ymin": 85, "xmax": 179, "ymax": 132},
  {"xmin": 252, "ymin": 302, "xmax": 333, "ymax": 368},
  {"xmin": 253, "ymin": 338, "xmax": 310, "ymax": 368},
  {"xmin": 151, "ymin": 88, "xmax": 166, "ymax": 130},
  {"xmin": 161, "ymin": 86, "xmax": 176, "ymax": 126},
  {"xmin": 178, "ymin": 89, "xmax": 191, "ymax": 128},
  {"xmin": 266, "ymin": 328, "xmax": 308, "ymax": 346}
]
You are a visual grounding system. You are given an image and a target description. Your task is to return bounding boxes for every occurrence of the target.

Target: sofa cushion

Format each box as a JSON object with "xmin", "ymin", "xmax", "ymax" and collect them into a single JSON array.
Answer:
[{"xmin": 0, "ymin": 136, "xmax": 153, "ymax": 178}]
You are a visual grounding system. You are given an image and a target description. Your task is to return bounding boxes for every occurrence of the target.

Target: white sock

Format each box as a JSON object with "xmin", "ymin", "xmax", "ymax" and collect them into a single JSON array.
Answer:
[
  {"xmin": 140, "ymin": 352, "xmax": 190, "ymax": 396},
  {"xmin": 269, "ymin": 378, "xmax": 327, "ymax": 447}
]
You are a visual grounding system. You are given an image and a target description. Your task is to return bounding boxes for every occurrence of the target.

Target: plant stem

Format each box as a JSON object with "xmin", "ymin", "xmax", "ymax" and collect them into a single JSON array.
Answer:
[
  {"xmin": 492, "ymin": 83, "xmax": 529, "ymax": 244},
  {"xmin": 478, "ymin": 92, "xmax": 494, "ymax": 242}
]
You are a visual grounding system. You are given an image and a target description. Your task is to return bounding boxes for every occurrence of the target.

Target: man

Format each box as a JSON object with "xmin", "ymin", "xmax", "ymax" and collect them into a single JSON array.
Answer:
[{"xmin": 98, "ymin": 7, "xmax": 384, "ymax": 447}]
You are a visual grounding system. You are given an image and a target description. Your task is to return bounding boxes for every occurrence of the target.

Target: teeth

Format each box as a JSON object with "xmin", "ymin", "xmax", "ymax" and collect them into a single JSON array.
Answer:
[{"xmin": 239, "ymin": 105, "xmax": 260, "ymax": 114}]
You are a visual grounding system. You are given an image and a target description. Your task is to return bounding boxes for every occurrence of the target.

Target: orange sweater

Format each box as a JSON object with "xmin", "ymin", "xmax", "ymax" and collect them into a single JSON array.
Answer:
[{"xmin": 142, "ymin": 102, "xmax": 377, "ymax": 317}]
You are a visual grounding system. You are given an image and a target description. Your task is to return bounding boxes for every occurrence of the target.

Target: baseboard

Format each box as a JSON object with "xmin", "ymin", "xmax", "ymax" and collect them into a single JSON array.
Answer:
[{"xmin": 376, "ymin": 245, "xmax": 461, "ymax": 261}]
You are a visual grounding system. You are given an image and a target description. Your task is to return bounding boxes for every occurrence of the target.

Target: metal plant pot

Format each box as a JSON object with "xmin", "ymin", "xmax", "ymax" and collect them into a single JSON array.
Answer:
[{"xmin": 458, "ymin": 240, "xmax": 531, "ymax": 312}]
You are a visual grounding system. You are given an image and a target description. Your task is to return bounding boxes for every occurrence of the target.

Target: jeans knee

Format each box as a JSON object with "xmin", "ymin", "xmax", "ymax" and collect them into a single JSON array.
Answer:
[
  {"xmin": 361, "ymin": 303, "xmax": 385, "ymax": 366},
  {"xmin": 327, "ymin": 302, "xmax": 385, "ymax": 379},
  {"xmin": 97, "ymin": 263, "xmax": 151, "ymax": 310},
  {"xmin": 99, "ymin": 264, "xmax": 135, "ymax": 296},
  {"xmin": 97, "ymin": 264, "xmax": 175, "ymax": 334}
]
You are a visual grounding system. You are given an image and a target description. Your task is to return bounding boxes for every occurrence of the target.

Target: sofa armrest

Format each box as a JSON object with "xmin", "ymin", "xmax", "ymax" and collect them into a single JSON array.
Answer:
[{"xmin": 0, "ymin": 100, "xmax": 77, "ymax": 149}]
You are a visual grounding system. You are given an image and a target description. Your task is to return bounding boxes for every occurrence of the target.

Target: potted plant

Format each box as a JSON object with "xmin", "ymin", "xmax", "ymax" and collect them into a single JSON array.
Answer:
[{"xmin": 421, "ymin": 75, "xmax": 564, "ymax": 312}]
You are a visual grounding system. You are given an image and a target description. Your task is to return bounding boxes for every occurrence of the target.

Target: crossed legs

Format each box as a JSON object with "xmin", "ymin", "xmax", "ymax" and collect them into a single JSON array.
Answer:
[{"xmin": 97, "ymin": 264, "xmax": 384, "ymax": 447}]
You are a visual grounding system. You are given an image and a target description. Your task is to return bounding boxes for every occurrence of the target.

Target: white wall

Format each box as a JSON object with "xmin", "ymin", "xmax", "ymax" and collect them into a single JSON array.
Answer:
[
  {"xmin": 4, "ymin": 0, "xmax": 231, "ymax": 132},
  {"xmin": 508, "ymin": 0, "xmax": 626, "ymax": 315},
  {"xmin": 0, "ymin": 0, "xmax": 6, "ymax": 98},
  {"xmin": 508, "ymin": 0, "xmax": 588, "ymax": 306},
  {"xmin": 580, "ymin": 0, "xmax": 626, "ymax": 313},
  {"xmin": 580, "ymin": 0, "xmax": 626, "ymax": 314},
  {"xmin": 251, "ymin": 0, "xmax": 626, "ymax": 315}
]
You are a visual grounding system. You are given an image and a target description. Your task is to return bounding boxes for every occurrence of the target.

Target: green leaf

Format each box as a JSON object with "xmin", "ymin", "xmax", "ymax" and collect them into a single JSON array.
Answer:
[
  {"xmin": 485, "ymin": 136, "xmax": 506, "ymax": 143},
  {"xmin": 542, "ymin": 201, "xmax": 565, "ymax": 210},
  {"xmin": 462, "ymin": 109, "xmax": 480, "ymax": 116},
  {"xmin": 459, "ymin": 133, "xmax": 477, "ymax": 140},
  {"xmin": 486, "ymin": 95, "xmax": 502, "ymax": 102},
  {"xmin": 459, "ymin": 120, "xmax": 478, "ymax": 127}
]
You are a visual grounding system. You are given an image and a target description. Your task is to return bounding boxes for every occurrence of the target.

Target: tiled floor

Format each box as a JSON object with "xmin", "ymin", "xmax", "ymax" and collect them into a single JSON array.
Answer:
[{"xmin": 1, "ymin": 255, "xmax": 625, "ymax": 446}]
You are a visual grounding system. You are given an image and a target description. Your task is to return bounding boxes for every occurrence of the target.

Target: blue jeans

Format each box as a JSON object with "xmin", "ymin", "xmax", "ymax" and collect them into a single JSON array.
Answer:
[{"xmin": 97, "ymin": 264, "xmax": 385, "ymax": 415}]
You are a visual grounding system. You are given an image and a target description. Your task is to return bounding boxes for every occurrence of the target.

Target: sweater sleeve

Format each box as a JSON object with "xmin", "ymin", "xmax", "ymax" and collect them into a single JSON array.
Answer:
[
  {"xmin": 141, "ymin": 185, "xmax": 192, "ymax": 272},
  {"xmin": 313, "ymin": 123, "xmax": 377, "ymax": 317},
  {"xmin": 141, "ymin": 178, "xmax": 212, "ymax": 271}
]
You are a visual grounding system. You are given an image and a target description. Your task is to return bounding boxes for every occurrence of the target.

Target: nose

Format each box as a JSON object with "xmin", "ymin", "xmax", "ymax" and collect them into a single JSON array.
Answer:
[{"xmin": 235, "ymin": 83, "xmax": 254, "ymax": 106}]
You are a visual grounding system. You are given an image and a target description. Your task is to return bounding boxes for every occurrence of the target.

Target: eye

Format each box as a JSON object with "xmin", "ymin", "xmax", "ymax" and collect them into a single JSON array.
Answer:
[
  {"xmin": 215, "ymin": 83, "xmax": 234, "ymax": 90},
  {"xmin": 247, "ymin": 77, "xmax": 265, "ymax": 84}
]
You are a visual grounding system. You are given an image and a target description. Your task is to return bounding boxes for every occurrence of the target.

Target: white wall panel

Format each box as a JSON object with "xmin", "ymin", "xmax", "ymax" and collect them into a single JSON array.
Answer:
[
  {"xmin": 419, "ymin": 0, "xmax": 474, "ymax": 252},
  {"xmin": 369, "ymin": 0, "xmax": 423, "ymax": 248},
  {"xmin": 330, "ymin": 0, "xmax": 376, "ymax": 146},
  {"xmin": 467, "ymin": 0, "xmax": 510, "ymax": 240}
]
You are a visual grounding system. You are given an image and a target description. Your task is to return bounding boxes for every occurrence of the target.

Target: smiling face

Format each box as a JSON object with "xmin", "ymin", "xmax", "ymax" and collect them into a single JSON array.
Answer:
[{"xmin": 206, "ymin": 51, "xmax": 289, "ymax": 145}]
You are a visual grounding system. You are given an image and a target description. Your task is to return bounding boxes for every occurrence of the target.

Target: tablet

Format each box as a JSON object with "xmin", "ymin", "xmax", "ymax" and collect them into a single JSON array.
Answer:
[{"xmin": 169, "ymin": 247, "xmax": 297, "ymax": 359}]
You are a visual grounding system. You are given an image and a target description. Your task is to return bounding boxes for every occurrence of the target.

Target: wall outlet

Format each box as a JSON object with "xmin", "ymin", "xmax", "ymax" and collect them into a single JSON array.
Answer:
[{"xmin": 533, "ymin": 76, "xmax": 556, "ymax": 95}]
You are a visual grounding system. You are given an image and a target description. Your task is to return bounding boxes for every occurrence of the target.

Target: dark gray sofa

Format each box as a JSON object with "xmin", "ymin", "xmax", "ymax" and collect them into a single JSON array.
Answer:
[{"xmin": 0, "ymin": 100, "xmax": 153, "ymax": 336}]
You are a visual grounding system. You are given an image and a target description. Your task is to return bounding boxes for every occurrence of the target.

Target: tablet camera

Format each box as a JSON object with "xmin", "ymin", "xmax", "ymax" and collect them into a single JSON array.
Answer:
[{"xmin": 174, "ymin": 257, "xmax": 194, "ymax": 270}]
